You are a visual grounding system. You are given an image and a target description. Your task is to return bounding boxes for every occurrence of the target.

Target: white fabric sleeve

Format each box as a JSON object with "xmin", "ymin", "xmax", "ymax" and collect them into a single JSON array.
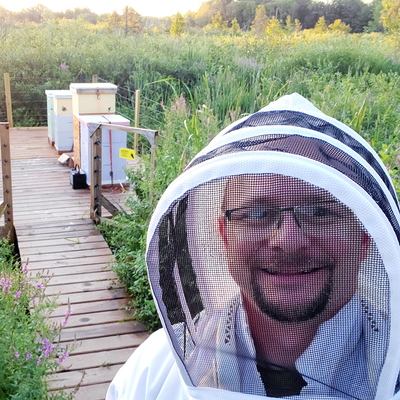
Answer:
[{"xmin": 106, "ymin": 328, "xmax": 188, "ymax": 400}]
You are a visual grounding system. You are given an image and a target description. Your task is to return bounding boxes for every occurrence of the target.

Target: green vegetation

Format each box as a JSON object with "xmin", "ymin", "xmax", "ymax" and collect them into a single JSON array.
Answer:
[
  {"xmin": 0, "ymin": 0, "xmax": 386, "ymax": 33},
  {"xmin": 1, "ymin": 20, "xmax": 400, "ymax": 330},
  {"xmin": 0, "ymin": 238, "xmax": 74, "ymax": 399}
]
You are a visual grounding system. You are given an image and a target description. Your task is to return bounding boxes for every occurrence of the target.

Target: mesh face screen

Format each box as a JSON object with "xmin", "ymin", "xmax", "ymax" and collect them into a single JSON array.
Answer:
[
  {"xmin": 188, "ymin": 134, "xmax": 400, "ymax": 245},
  {"xmin": 148, "ymin": 174, "xmax": 390, "ymax": 399}
]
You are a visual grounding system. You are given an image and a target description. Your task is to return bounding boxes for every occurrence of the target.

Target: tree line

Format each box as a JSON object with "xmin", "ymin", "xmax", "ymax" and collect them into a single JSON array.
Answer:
[{"xmin": 1, "ymin": 0, "xmax": 400, "ymax": 34}]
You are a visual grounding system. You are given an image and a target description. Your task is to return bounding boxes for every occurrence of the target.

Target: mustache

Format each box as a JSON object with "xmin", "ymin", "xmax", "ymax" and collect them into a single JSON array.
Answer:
[{"xmin": 251, "ymin": 253, "xmax": 335, "ymax": 271}]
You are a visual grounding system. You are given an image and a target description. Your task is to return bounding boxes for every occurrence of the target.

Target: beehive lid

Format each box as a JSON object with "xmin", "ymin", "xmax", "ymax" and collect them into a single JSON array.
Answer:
[
  {"xmin": 45, "ymin": 90, "xmax": 54, "ymax": 97},
  {"xmin": 53, "ymin": 90, "xmax": 72, "ymax": 98},
  {"xmin": 78, "ymin": 114, "xmax": 107, "ymax": 126},
  {"xmin": 69, "ymin": 83, "xmax": 117, "ymax": 94},
  {"xmin": 102, "ymin": 114, "xmax": 130, "ymax": 125}
]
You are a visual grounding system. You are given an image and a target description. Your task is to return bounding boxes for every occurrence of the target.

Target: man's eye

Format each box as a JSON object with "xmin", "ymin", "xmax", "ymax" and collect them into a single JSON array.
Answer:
[
  {"xmin": 246, "ymin": 208, "xmax": 275, "ymax": 220},
  {"xmin": 307, "ymin": 206, "xmax": 337, "ymax": 218},
  {"xmin": 247, "ymin": 209, "xmax": 265, "ymax": 219}
]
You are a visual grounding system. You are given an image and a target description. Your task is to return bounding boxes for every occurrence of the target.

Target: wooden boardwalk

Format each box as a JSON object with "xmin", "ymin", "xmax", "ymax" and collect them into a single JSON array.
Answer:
[{"xmin": 8, "ymin": 127, "xmax": 150, "ymax": 399}]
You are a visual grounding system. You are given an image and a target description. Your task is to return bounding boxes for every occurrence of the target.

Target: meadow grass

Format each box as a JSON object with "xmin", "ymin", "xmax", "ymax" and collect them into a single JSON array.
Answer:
[{"xmin": 2, "ymin": 22, "xmax": 400, "ymax": 328}]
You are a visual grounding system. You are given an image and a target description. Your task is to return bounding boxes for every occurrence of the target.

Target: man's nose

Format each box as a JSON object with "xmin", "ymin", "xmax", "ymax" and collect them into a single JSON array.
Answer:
[{"xmin": 268, "ymin": 211, "xmax": 309, "ymax": 252}]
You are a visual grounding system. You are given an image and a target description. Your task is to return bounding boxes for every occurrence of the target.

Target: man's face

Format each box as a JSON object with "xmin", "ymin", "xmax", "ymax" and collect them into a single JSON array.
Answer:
[{"xmin": 220, "ymin": 175, "xmax": 369, "ymax": 323}]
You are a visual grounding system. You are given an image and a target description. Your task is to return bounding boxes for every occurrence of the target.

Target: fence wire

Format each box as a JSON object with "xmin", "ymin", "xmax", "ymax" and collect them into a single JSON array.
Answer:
[{"xmin": 1, "ymin": 76, "xmax": 169, "ymax": 137}]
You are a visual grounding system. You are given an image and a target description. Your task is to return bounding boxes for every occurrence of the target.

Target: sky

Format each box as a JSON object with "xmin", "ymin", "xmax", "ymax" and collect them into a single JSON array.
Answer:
[{"xmin": 0, "ymin": 0, "xmax": 205, "ymax": 18}]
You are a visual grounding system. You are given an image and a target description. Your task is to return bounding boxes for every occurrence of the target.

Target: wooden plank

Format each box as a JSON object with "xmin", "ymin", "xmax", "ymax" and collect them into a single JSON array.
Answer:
[
  {"xmin": 45, "ymin": 280, "xmax": 123, "ymax": 296},
  {"xmin": 63, "ymin": 332, "xmax": 149, "ymax": 355},
  {"xmin": 22, "ymin": 241, "xmax": 109, "ymax": 256},
  {"xmin": 4, "ymin": 74, "xmax": 13, "ymax": 128},
  {"xmin": 54, "ymin": 382, "xmax": 112, "ymax": 400},
  {"xmin": 14, "ymin": 213, "xmax": 93, "ymax": 225},
  {"xmin": 17, "ymin": 230, "xmax": 101, "ymax": 242},
  {"xmin": 29, "ymin": 263, "xmax": 111, "ymax": 276},
  {"xmin": 134, "ymin": 89, "xmax": 140, "ymax": 155},
  {"xmin": 23, "ymin": 248, "xmax": 112, "ymax": 263},
  {"xmin": 51, "ymin": 298, "xmax": 129, "ymax": 317},
  {"xmin": 27, "ymin": 255, "xmax": 113, "ymax": 269},
  {"xmin": 50, "ymin": 309, "xmax": 135, "ymax": 328},
  {"xmin": 53, "ymin": 288, "xmax": 128, "ymax": 306},
  {"xmin": 13, "ymin": 205, "xmax": 91, "ymax": 217},
  {"xmin": 59, "ymin": 321, "xmax": 146, "ymax": 342},
  {"xmin": 44, "ymin": 271, "xmax": 118, "ymax": 286},
  {"xmin": 12, "ymin": 198, "xmax": 91, "ymax": 209},
  {"xmin": 16, "ymin": 218, "xmax": 94, "ymax": 232},
  {"xmin": 48, "ymin": 364, "xmax": 122, "ymax": 390},
  {"xmin": 57, "ymin": 347, "xmax": 137, "ymax": 371},
  {"xmin": 0, "ymin": 123, "xmax": 14, "ymax": 242},
  {"xmin": 19, "ymin": 235, "xmax": 104, "ymax": 248},
  {"xmin": 100, "ymin": 194, "xmax": 120, "ymax": 217}
]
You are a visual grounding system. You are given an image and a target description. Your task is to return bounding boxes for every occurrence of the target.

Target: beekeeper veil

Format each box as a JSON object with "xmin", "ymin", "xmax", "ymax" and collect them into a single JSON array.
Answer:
[{"xmin": 146, "ymin": 93, "xmax": 400, "ymax": 400}]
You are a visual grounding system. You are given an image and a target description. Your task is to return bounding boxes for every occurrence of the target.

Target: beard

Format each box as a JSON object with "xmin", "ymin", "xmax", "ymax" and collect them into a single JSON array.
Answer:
[{"xmin": 250, "ymin": 256, "xmax": 335, "ymax": 323}]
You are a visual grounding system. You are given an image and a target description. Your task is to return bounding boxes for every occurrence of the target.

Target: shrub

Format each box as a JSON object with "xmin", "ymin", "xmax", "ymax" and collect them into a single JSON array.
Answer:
[{"xmin": 0, "ymin": 239, "xmax": 74, "ymax": 399}]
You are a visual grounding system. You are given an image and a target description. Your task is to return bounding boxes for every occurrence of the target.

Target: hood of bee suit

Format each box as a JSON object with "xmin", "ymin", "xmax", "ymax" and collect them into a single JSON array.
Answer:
[{"xmin": 145, "ymin": 93, "xmax": 400, "ymax": 400}]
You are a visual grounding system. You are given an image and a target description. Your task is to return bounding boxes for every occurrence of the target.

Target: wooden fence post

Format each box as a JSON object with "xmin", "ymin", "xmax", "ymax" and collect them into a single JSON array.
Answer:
[
  {"xmin": 4, "ymin": 74, "xmax": 13, "ymax": 128},
  {"xmin": 90, "ymin": 126, "xmax": 102, "ymax": 222},
  {"xmin": 134, "ymin": 90, "xmax": 140, "ymax": 156},
  {"xmin": 92, "ymin": 75, "xmax": 98, "ymax": 83},
  {"xmin": 0, "ymin": 123, "xmax": 14, "ymax": 242},
  {"xmin": 150, "ymin": 132, "xmax": 158, "ymax": 207}
]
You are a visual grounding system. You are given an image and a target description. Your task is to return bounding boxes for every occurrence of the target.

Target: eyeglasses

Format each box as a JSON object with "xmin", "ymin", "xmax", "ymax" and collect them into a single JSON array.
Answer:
[{"xmin": 225, "ymin": 200, "xmax": 346, "ymax": 236}]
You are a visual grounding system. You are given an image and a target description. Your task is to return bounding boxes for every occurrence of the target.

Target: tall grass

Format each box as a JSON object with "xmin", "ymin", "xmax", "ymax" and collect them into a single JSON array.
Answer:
[{"xmin": 2, "ymin": 22, "xmax": 400, "ymax": 328}]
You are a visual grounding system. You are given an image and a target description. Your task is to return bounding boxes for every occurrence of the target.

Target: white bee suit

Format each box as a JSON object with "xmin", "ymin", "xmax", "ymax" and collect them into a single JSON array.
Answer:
[{"xmin": 107, "ymin": 93, "xmax": 400, "ymax": 400}]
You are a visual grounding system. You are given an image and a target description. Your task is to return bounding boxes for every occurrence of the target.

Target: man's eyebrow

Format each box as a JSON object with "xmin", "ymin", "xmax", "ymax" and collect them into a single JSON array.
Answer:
[
  {"xmin": 230, "ymin": 195, "xmax": 338, "ymax": 208},
  {"xmin": 302, "ymin": 195, "xmax": 338, "ymax": 204}
]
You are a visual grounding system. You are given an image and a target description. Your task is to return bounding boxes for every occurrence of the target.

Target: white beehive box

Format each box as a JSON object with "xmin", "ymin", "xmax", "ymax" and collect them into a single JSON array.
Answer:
[
  {"xmin": 70, "ymin": 83, "xmax": 117, "ymax": 115},
  {"xmin": 45, "ymin": 90, "xmax": 55, "ymax": 145},
  {"xmin": 53, "ymin": 90, "xmax": 73, "ymax": 152},
  {"xmin": 79, "ymin": 114, "xmax": 129, "ymax": 186}
]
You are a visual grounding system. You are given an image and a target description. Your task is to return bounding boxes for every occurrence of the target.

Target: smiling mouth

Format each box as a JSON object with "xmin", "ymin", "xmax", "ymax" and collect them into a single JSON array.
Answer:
[{"xmin": 261, "ymin": 266, "xmax": 327, "ymax": 276}]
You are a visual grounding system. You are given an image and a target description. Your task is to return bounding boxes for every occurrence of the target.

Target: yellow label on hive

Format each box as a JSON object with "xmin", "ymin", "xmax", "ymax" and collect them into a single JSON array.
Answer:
[{"xmin": 119, "ymin": 148, "xmax": 136, "ymax": 160}]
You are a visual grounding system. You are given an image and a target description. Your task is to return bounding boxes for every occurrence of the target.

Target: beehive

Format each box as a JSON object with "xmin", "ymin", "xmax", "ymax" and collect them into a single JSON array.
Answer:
[
  {"xmin": 70, "ymin": 83, "xmax": 118, "ymax": 165},
  {"xmin": 79, "ymin": 114, "xmax": 129, "ymax": 186},
  {"xmin": 53, "ymin": 90, "xmax": 73, "ymax": 152},
  {"xmin": 70, "ymin": 83, "xmax": 117, "ymax": 115}
]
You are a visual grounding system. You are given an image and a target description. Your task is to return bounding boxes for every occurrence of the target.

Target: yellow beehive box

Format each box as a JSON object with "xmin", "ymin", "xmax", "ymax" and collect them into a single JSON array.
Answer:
[
  {"xmin": 53, "ymin": 90, "xmax": 72, "ymax": 115},
  {"xmin": 70, "ymin": 83, "xmax": 117, "ymax": 115}
]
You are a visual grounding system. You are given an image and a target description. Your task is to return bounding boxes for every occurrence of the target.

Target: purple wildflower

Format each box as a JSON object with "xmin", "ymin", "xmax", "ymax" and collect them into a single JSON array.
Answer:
[
  {"xmin": 65, "ymin": 307, "xmax": 72, "ymax": 318},
  {"xmin": 15, "ymin": 351, "xmax": 20, "ymax": 358},
  {"xmin": 26, "ymin": 353, "xmax": 32, "ymax": 361},
  {"xmin": 57, "ymin": 352, "xmax": 69, "ymax": 364},
  {"xmin": 3, "ymin": 279, "xmax": 11, "ymax": 293},
  {"xmin": 20, "ymin": 264, "xmax": 29, "ymax": 272},
  {"xmin": 41, "ymin": 339, "xmax": 55, "ymax": 358},
  {"xmin": 14, "ymin": 291, "xmax": 21, "ymax": 299},
  {"xmin": 60, "ymin": 62, "xmax": 68, "ymax": 70},
  {"xmin": 37, "ymin": 357, "xmax": 42, "ymax": 365},
  {"xmin": 35, "ymin": 283, "xmax": 44, "ymax": 290}
]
